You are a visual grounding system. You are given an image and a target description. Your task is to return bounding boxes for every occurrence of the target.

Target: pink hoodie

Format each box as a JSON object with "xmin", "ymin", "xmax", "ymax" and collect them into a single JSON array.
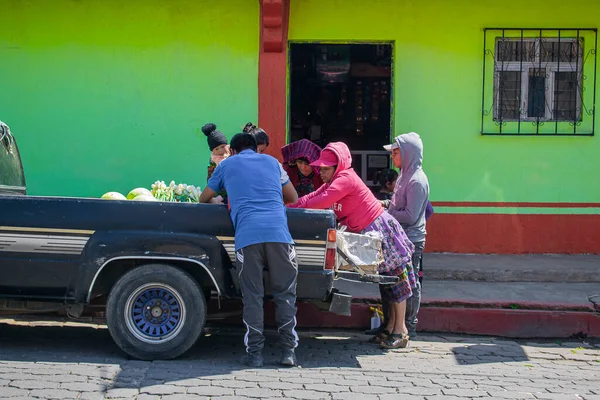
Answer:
[{"xmin": 288, "ymin": 142, "xmax": 383, "ymax": 233}]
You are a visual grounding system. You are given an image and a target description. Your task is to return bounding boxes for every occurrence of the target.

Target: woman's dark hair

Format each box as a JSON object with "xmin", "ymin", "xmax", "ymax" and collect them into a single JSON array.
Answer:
[
  {"xmin": 288, "ymin": 156, "xmax": 310, "ymax": 167},
  {"xmin": 230, "ymin": 132, "xmax": 258, "ymax": 153},
  {"xmin": 243, "ymin": 122, "xmax": 270, "ymax": 147},
  {"xmin": 373, "ymin": 168, "xmax": 399, "ymax": 188}
]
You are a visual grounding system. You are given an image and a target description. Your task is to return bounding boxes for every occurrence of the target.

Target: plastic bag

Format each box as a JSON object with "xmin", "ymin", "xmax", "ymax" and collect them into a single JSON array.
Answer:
[{"xmin": 336, "ymin": 226, "xmax": 384, "ymax": 274}]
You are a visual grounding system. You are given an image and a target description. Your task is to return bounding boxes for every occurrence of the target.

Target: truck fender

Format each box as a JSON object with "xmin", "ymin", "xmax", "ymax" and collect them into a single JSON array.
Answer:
[{"xmin": 71, "ymin": 230, "xmax": 233, "ymax": 303}]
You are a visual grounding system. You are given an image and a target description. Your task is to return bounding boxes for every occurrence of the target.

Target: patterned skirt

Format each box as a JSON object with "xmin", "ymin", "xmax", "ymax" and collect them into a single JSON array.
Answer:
[{"xmin": 362, "ymin": 211, "xmax": 416, "ymax": 303}]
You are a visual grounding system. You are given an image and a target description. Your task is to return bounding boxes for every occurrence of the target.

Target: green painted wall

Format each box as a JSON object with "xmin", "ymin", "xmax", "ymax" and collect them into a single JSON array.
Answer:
[
  {"xmin": 289, "ymin": 0, "xmax": 600, "ymax": 209},
  {"xmin": 0, "ymin": 0, "xmax": 258, "ymax": 197}
]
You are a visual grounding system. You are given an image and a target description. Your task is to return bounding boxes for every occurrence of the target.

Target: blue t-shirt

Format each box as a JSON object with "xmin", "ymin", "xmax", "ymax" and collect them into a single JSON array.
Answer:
[{"xmin": 207, "ymin": 149, "xmax": 294, "ymax": 251}]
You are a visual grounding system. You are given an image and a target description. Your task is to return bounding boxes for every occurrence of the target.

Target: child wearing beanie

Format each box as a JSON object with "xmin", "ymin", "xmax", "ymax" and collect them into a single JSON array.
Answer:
[{"xmin": 202, "ymin": 123, "xmax": 229, "ymax": 203}]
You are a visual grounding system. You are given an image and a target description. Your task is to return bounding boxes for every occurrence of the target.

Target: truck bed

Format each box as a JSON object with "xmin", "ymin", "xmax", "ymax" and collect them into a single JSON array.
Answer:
[{"xmin": 0, "ymin": 195, "xmax": 336, "ymax": 303}]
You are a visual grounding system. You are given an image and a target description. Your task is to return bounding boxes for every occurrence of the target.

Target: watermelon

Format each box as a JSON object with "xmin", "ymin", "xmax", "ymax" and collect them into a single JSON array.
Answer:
[
  {"xmin": 132, "ymin": 194, "xmax": 158, "ymax": 202},
  {"xmin": 101, "ymin": 192, "xmax": 126, "ymax": 200},
  {"xmin": 127, "ymin": 187, "xmax": 153, "ymax": 200}
]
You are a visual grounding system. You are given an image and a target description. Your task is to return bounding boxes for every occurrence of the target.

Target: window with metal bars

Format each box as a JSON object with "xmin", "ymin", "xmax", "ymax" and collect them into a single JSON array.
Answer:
[{"xmin": 481, "ymin": 28, "xmax": 597, "ymax": 135}]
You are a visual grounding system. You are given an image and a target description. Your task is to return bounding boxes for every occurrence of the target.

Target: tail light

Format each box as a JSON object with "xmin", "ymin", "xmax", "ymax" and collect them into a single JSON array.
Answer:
[{"xmin": 324, "ymin": 228, "xmax": 337, "ymax": 270}]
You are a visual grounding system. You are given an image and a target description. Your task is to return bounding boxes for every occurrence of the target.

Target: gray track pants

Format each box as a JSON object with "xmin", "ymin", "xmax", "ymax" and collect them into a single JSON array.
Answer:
[
  {"xmin": 405, "ymin": 241, "xmax": 425, "ymax": 333},
  {"xmin": 235, "ymin": 242, "xmax": 299, "ymax": 354}
]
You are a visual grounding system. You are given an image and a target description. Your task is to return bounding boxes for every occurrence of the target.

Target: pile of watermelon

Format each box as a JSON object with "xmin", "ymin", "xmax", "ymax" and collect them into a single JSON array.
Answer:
[{"xmin": 101, "ymin": 181, "xmax": 201, "ymax": 203}]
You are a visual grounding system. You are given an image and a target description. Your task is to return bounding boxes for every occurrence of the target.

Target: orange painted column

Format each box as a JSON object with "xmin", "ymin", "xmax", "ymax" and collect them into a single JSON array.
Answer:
[{"xmin": 258, "ymin": 0, "xmax": 290, "ymax": 161}]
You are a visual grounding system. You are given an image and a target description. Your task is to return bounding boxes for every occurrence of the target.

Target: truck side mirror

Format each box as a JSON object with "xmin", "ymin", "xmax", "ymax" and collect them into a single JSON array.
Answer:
[{"xmin": 0, "ymin": 121, "xmax": 14, "ymax": 154}]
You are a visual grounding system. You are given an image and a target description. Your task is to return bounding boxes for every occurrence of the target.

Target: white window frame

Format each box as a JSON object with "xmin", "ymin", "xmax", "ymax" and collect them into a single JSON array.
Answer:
[{"xmin": 493, "ymin": 38, "xmax": 583, "ymax": 122}]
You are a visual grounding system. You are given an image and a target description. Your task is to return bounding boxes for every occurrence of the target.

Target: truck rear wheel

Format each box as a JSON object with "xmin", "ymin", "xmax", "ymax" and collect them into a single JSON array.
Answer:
[{"xmin": 106, "ymin": 263, "xmax": 206, "ymax": 360}]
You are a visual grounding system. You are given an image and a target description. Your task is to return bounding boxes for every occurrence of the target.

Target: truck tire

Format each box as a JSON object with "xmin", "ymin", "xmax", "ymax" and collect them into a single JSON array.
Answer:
[{"xmin": 106, "ymin": 263, "xmax": 206, "ymax": 360}]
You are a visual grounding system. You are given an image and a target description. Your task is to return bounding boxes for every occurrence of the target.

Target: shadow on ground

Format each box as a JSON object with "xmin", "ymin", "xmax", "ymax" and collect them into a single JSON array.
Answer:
[
  {"xmin": 0, "ymin": 321, "xmax": 596, "ymax": 394},
  {"xmin": 451, "ymin": 343, "xmax": 529, "ymax": 365},
  {"xmin": 0, "ymin": 322, "xmax": 392, "ymax": 393}
]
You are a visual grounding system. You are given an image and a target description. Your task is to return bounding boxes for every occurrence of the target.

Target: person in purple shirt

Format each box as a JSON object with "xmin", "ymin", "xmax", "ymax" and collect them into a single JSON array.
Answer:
[{"xmin": 382, "ymin": 132, "xmax": 432, "ymax": 339}]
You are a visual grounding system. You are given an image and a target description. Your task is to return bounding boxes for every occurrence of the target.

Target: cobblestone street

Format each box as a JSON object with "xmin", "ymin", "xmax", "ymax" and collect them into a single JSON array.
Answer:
[{"xmin": 0, "ymin": 320, "xmax": 599, "ymax": 400}]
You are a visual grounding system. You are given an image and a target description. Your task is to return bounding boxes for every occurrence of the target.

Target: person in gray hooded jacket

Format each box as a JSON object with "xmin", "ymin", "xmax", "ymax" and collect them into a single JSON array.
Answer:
[{"xmin": 383, "ymin": 132, "xmax": 430, "ymax": 338}]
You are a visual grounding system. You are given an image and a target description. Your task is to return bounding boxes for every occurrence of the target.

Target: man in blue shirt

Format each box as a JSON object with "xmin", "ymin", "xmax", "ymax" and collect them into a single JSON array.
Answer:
[{"xmin": 200, "ymin": 132, "xmax": 299, "ymax": 368}]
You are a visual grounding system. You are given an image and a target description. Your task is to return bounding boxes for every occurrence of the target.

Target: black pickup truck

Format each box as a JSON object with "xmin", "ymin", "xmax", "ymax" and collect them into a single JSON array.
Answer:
[{"xmin": 0, "ymin": 122, "xmax": 390, "ymax": 360}]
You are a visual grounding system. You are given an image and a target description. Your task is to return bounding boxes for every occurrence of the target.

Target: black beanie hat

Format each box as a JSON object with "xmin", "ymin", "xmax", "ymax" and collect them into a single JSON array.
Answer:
[{"xmin": 202, "ymin": 123, "xmax": 228, "ymax": 151}]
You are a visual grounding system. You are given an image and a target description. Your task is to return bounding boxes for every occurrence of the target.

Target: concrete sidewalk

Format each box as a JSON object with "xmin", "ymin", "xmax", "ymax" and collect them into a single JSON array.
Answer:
[
  {"xmin": 330, "ymin": 252, "xmax": 600, "ymax": 338},
  {"xmin": 335, "ymin": 280, "xmax": 600, "ymax": 310},
  {"xmin": 337, "ymin": 252, "xmax": 600, "ymax": 307},
  {"xmin": 423, "ymin": 253, "xmax": 600, "ymax": 283}
]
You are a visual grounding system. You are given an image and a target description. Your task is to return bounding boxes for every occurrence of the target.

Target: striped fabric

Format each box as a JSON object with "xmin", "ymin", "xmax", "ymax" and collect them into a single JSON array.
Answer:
[{"xmin": 281, "ymin": 139, "xmax": 322, "ymax": 164}]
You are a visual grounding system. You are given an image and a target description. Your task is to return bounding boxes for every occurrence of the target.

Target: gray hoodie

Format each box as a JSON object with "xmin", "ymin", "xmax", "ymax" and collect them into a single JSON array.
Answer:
[{"xmin": 387, "ymin": 132, "xmax": 430, "ymax": 243}]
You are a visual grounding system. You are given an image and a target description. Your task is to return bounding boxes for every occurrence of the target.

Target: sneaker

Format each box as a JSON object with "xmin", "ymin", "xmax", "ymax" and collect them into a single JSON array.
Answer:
[
  {"xmin": 408, "ymin": 330, "xmax": 418, "ymax": 339},
  {"xmin": 280, "ymin": 349, "xmax": 297, "ymax": 367},
  {"xmin": 241, "ymin": 353, "xmax": 264, "ymax": 368}
]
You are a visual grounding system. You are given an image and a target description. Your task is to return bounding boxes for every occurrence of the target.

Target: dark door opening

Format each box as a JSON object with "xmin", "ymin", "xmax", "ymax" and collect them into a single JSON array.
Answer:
[{"xmin": 288, "ymin": 43, "xmax": 393, "ymax": 187}]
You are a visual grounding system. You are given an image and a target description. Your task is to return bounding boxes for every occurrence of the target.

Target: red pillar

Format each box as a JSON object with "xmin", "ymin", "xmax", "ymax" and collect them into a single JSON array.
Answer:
[{"xmin": 258, "ymin": 0, "xmax": 290, "ymax": 161}]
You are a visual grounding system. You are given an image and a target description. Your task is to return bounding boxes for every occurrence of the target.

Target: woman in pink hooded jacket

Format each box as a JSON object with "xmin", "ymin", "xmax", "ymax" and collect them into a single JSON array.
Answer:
[{"xmin": 289, "ymin": 142, "xmax": 417, "ymax": 348}]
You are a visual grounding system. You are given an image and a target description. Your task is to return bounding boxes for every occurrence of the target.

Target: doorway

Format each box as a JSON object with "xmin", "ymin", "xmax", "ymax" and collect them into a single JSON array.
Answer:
[{"xmin": 288, "ymin": 42, "xmax": 393, "ymax": 187}]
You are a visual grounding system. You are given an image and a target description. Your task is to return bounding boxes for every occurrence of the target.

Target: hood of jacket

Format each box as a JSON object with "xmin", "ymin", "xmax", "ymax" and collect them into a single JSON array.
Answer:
[
  {"xmin": 321, "ymin": 142, "xmax": 353, "ymax": 181},
  {"xmin": 395, "ymin": 132, "xmax": 423, "ymax": 182}
]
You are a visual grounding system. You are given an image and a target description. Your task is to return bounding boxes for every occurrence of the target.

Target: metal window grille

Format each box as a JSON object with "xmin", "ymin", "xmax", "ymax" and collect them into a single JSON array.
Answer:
[{"xmin": 481, "ymin": 28, "xmax": 598, "ymax": 136}]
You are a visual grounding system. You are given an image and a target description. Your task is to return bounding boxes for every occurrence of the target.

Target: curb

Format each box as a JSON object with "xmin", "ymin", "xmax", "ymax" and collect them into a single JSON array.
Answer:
[
  {"xmin": 209, "ymin": 298, "xmax": 600, "ymax": 339},
  {"xmin": 417, "ymin": 307, "xmax": 600, "ymax": 338},
  {"xmin": 353, "ymin": 297, "xmax": 597, "ymax": 312}
]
